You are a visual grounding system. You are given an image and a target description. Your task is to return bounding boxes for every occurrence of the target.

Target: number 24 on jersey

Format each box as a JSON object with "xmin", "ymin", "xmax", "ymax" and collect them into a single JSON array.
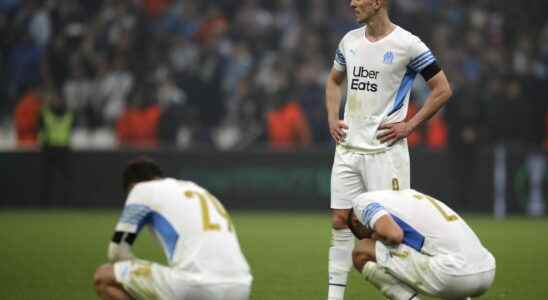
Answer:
[{"xmin": 184, "ymin": 190, "xmax": 234, "ymax": 232}]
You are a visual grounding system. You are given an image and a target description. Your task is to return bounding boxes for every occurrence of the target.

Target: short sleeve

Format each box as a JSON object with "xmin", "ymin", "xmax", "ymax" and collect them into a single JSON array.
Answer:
[
  {"xmin": 407, "ymin": 35, "xmax": 437, "ymax": 73},
  {"xmin": 333, "ymin": 39, "xmax": 347, "ymax": 72},
  {"xmin": 360, "ymin": 202, "xmax": 389, "ymax": 230},
  {"xmin": 115, "ymin": 183, "xmax": 154, "ymax": 233}
]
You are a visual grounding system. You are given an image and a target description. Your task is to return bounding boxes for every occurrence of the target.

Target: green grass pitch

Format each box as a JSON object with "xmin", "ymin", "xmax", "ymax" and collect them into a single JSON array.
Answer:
[{"xmin": 1, "ymin": 210, "xmax": 547, "ymax": 299}]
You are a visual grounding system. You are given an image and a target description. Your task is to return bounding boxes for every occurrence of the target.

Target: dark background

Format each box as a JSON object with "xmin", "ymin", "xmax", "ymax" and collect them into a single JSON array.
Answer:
[
  {"xmin": 2, "ymin": 146, "xmax": 540, "ymax": 213},
  {"xmin": 0, "ymin": 0, "xmax": 546, "ymax": 213}
]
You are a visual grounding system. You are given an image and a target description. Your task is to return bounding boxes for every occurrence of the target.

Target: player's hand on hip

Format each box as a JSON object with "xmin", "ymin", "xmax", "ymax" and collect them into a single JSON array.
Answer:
[
  {"xmin": 329, "ymin": 120, "xmax": 348, "ymax": 144},
  {"xmin": 377, "ymin": 122, "xmax": 411, "ymax": 146}
]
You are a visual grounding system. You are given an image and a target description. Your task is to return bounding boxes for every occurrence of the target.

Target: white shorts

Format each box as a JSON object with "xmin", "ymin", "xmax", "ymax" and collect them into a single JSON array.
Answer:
[
  {"xmin": 114, "ymin": 260, "xmax": 251, "ymax": 300},
  {"xmin": 375, "ymin": 242, "xmax": 495, "ymax": 299},
  {"xmin": 331, "ymin": 141, "xmax": 410, "ymax": 209}
]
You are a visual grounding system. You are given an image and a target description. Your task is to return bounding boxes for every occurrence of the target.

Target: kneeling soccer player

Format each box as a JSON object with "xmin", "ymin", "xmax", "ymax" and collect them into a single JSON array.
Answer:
[
  {"xmin": 348, "ymin": 189, "xmax": 495, "ymax": 300},
  {"xmin": 93, "ymin": 158, "xmax": 253, "ymax": 300}
]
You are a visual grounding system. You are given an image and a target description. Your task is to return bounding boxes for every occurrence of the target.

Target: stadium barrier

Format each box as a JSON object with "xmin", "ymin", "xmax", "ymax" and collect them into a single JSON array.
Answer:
[{"xmin": 0, "ymin": 147, "xmax": 545, "ymax": 213}]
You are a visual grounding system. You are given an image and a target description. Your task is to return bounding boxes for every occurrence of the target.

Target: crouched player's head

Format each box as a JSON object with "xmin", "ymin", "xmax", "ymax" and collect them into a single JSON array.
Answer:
[
  {"xmin": 122, "ymin": 158, "xmax": 163, "ymax": 196},
  {"xmin": 346, "ymin": 209, "xmax": 373, "ymax": 240}
]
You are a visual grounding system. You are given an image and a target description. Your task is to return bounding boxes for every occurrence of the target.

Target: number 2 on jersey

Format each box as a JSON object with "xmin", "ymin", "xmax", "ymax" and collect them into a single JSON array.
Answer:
[
  {"xmin": 184, "ymin": 191, "xmax": 233, "ymax": 232},
  {"xmin": 413, "ymin": 193, "xmax": 458, "ymax": 222}
]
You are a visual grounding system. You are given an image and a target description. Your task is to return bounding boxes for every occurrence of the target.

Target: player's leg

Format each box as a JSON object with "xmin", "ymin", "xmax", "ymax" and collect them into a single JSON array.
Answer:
[
  {"xmin": 185, "ymin": 283, "xmax": 252, "ymax": 300},
  {"xmin": 329, "ymin": 149, "xmax": 365, "ymax": 300},
  {"xmin": 353, "ymin": 240, "xmax": 420, "ymax": 300},
  {"xmin": 329, "ymin": 209, "xmax": 355, "ymax": 300},
  {"xmin": 222, "ymin": 283, "xmax": 252, "ymax": 300},
  {"xmin": 94, "ymin": 264, "xmax": 132, "ymax": 300}
]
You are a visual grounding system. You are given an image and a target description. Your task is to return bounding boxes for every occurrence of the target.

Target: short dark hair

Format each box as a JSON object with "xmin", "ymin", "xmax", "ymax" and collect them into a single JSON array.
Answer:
[
  {"xmin": 122, "ymin": 158, "xmax": 163, "ymax": 195},
  {"xmin": 346, "ymin": 209, "xmax": 373, "ymax": 240}
]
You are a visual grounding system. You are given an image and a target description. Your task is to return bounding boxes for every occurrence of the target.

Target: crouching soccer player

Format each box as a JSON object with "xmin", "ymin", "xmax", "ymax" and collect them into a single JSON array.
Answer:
[
  {"xmin": 348, "ymin": 189, "xmax": 495, "ymax": 300},
  {"xmin": 93, "ymin": 158, "xmax": 253, "ymax": 300}
]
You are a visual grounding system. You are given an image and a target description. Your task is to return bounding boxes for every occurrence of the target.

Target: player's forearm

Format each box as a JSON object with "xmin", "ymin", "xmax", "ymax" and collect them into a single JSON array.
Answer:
[
  {"xmin": 407, "ymin": 85, "xmax": 451, "ymax": 132},
  {"xmin": 376, "ymin": 233, "xmax": 403, "ymax": 246},
  {"xmin": 374, "ymin": 216, "xmax": 404, "ymax": 245},
  {"xmin": 325, "ymin": 80, "xmax": 343, "ymax": 123}
]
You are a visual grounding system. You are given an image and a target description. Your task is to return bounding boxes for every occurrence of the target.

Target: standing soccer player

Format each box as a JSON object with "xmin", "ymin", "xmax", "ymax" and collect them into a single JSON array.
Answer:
[
  {"xmin": 93, "ymin": 159, "xmax": 253, "ymax": 300},
  {"xmin": 325, "ymin": 1, "xmax": 452, "ymax": 299}
]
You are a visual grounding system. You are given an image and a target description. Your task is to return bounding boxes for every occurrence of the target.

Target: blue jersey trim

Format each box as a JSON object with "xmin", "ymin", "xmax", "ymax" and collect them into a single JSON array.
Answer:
[
  {"xmin": 335, "ymin": 48, "xmax": 346, "ymax": 66},
  {"xmin": 409, "ymin": 51, "xmax": 432, "ymax": 67},
  {"xmin": 387, "ymin": 68, "xmax": 417, "ymax": 116},
  {"xmin": 150, "ymin": 212, "xmax": 179, "ymax": 260},
  {"xmin": 362, "ymin": 202, "xmax": 386, "ymax": 229},
  {"xmin": 410, "ymin": 54, "xmax": 432, "ymax": 68},
  {"xmin": 409, "ymin": 51, "xmax": 436, "ymax": 72},
  {"xmin": 410, "ymin": 51, "xmax": 431, "ymax": 65},
  {"xmin": 119, "ymin": 204, "xmax": 152, "ymax": 230},
  {"xmin": 414, "ymin": 57, "xmax": 436, "ymax": 72},
  {"xmin": 390, "ymin": 214, "xmax": 425, "ymax": 252}
]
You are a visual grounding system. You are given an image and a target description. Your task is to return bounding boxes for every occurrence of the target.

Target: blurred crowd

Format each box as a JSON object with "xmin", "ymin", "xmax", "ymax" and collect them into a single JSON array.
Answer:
[{"xmin": 1, "ymin": 0, "xmax": 547, "ymax": 151}]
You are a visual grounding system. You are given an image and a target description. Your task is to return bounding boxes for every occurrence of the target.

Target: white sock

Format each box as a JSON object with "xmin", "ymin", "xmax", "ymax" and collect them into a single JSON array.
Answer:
[
  {"xmin": 362, "ymin": 262, "xmax": 420, "ymax": 300},
  {"xmin": 328, "ymin": 229, "xmax": 354, "ymax": 300}
]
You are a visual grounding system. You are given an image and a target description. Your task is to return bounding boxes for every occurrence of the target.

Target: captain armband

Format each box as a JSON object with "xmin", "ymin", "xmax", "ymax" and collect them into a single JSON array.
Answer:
[{"xmin": 420, "ymin": 62, "xmax": 442, "ymax": 82}]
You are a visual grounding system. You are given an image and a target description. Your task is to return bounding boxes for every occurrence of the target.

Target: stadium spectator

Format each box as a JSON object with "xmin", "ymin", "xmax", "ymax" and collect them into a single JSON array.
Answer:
[
  {"xmin": 217, "ymin": 77, "xmax": 264, "ymax": 150},
  {"xmin": 144, "ymin": 0, "xmax": 172, "ymax": 17},
  {"xmin": 39, "ymin": 91, "xmax": 75, "ymax": 206},
  {"xmin": 193, "ymin": 46, "xmax": 226, "ymax": 140},
  {"xmin": 116, "ymin": 88, "xmax": 161, "ymax": 148},
  {"xmin": 265, "ymin": 68, "xmax": 312, "ymax": 150},
  {"xmin": 446, "ymin": 82, "xmax": 484, "ymax": 209},
  {"xmin": 425, "ymin": 113, "xmax": 447, "ymax": 151},
  {"xmin": 155, "ymin": 71, "xmax": 187, "ymax": 145},
  {"xmin": 296, "ymin": 58, "xmax": 330, "ymax": 144},
  {"xmin": 5, "ymin": 32, "xmax": 43, "ymax": 108},
  {"xmin": 94, "ymin": 55, "xmax": 134, "ymax": 126},
  {"xmin": 403, "ymin": 97, "xmax": 448, "ymax": 152},
  {"xmin": 27, "ymin": 0, "xmax": 51, "ymax": 48},
  {"xmin": 266, "ymin": 99, "xmax": 312, "ymax": 150},
  {"xmin": 14, "ymin": 84, "xmax": 42, "ymax": 147},
  {"xmin": 62, "ymin": 60, "xmax": 93, "ymax": 127}
]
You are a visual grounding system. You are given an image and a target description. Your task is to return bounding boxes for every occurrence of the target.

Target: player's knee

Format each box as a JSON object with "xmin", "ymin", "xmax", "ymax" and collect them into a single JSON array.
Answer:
[{"xmin": 331, "ymin": 211, "xmax": 349, "ymax": 229}]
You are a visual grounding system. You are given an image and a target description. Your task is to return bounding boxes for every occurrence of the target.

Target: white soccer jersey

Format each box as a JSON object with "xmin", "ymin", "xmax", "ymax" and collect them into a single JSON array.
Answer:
[
  {"xmin": 115, "ymin": 178, "xmax": 252, "ymax": 285},
  {"xmin": 352, "ymin": 189, "xmax": 495, "ymax": 276},
  {"xmin": 334, "ymin": 25, "xmax": 436, "ymax": 153}
]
